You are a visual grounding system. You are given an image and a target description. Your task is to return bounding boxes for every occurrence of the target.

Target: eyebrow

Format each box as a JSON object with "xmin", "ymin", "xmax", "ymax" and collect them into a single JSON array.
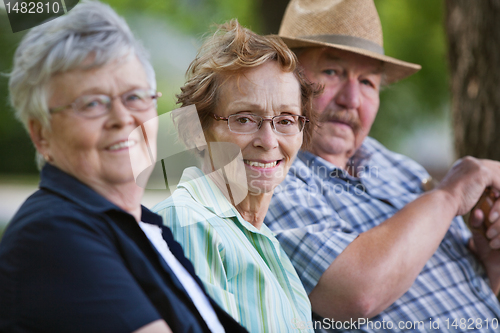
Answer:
[
  {"xmin": 74, "ymin": 85, "xmax": 148, "ymax": 97},
  {"xmin": 323, "ymin": 53, "xmax": 342, "ymax": 62},
  {"xmin": 227, "ymin": 101, "xmax": 301, "ymax": 113},
  {"xmin": 322, "ymin": 53, "xmax": 383, "ymax": 75},
  {"xmin": 370, "ymin": 64, "xmax": 384, "ymax": 75}
]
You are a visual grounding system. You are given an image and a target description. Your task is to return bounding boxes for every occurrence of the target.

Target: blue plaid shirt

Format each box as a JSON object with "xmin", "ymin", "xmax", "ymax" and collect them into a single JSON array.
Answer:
[{"xmin": 265, "ymin": 137, "xmax": 500, "ymax": 332}]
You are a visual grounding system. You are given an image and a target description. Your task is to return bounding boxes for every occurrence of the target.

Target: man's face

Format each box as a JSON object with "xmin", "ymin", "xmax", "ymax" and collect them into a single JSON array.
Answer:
[{"xmin": 298, "ymin": 47, "xmax": 382, "ymax": 164}]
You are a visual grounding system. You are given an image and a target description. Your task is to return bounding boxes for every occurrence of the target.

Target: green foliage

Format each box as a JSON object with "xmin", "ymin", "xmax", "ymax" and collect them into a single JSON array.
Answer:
[
  {"xmin": 103, "ymin": 0, "xmax": 259, "ymax": 34},
  {"xmin": 0, "ymin": 12, "xmax": 36, "ymax": 174},
  {"xmin": 0, "ymin": 0, "xmax": 450, "ymax": 173},
  {"xmin": 372, "ymin": 0, "xmax": 449, "ymax": 151},
  {"xmin": 0, "ymin": 0, "xmax": 259, "ymax": 174}
]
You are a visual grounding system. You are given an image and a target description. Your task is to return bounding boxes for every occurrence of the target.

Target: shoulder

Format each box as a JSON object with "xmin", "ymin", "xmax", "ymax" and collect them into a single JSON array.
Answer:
[
  {"xmin": 287, "ymin": 154, "xmax": 315, "ymax": 182},
  {"xmin": 0, "ymin": 190, "xmax": 156, "ymax": 332},
  {"xmin": 274, "ymin": 156, "xmax": 318, "ymax": 197},
  {"xmin": 6, "ymin": 188, "xmax": 109, "ymax": 240},
  {"xmin": 153, "ymin": 188, "xmax": 225, "ymax": 229},
  {"xmin": 153, "ymin": 187, "xmax": 205, "ymax": 214},
  {"xmin": 151, "ymin": 187, "xmax": 191, "ymax": 212},
  {"xmin": 362, "ymin": 137, "xmax": 430, "ymax": 185},
  {"xmin": 0, "ymin": 188, "xmax": 118, "ymax": 275},
  {"xmin": 273, "ymin": 154, "xmax": 333, "ymax": 208}
]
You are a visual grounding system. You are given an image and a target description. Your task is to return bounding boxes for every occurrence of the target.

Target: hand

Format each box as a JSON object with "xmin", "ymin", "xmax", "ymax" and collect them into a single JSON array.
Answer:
[
  {"xmin": 469, "ymin": 199, "xmax": 500, "ymax": 294},
  {"xmin": 438, "ymin": 157, "xmax": 500, "ymax": 216},
  {"xmin": 471, "ymin": 194, "xmax": 500, "ymax": 249}
]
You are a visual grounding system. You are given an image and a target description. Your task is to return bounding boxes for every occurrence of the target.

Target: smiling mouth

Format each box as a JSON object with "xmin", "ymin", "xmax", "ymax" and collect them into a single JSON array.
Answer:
[
  {"xmin": 244, "ymin": 160, "xmax": 281, "ymax": 168},
  {"xmin": 107, "ymin": 140, "xmax": 137, "ymax": 151}
]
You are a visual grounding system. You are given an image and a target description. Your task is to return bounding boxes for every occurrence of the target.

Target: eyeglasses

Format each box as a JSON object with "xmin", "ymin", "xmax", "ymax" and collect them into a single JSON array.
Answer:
[
  {"xmin": 49, "ymin": 88, "xmax": 162, "ymax": 119},
  {"xmin": 213, "ymin": 113, "xmax": 309, "ymax": 135}
]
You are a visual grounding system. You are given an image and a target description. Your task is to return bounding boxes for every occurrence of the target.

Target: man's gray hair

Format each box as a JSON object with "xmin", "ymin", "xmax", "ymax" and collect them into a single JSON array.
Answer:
[{"xmin": 9, "ymin": 0, "xmax": 156, "ymax": 163}]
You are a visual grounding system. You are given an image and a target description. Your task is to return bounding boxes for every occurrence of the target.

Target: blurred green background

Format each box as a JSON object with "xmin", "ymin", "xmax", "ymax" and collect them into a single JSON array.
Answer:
[{"xmin": 0, "ymin": 0, "xmax": 451, "ymax": 232}]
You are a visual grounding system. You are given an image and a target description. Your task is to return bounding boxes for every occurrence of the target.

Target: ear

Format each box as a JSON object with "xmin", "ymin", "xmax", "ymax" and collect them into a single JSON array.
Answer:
[{"xmin": 29, "ymin": 119, "xmax": 51, "ymax": 159}]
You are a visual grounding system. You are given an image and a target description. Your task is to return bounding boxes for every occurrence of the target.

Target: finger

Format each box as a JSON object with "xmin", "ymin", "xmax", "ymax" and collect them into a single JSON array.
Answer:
[
  {"xmin": 486, "ymin": 220, "xmax": 500, "ymax": 249},
  {"xmin": 482, "ymin": 160, "xmax": 500, "ymax": 192},
  {"xmin": 470, "ymin": 208, "xmax": 484, "ymax": 229},
  {"xmin": 468, "ymin": 238, "xmax": 477, "ymax": 253},
  {"xmin": 488, "ymin": 197, "xmax": 500, "ymax": 223},
  {"xmin": 489, "ymin": 235, "xmax": 500, "ymax": 250},
  {"xmin": 487, "ymin": 224, "xmax": 500, "ymax": 240}
]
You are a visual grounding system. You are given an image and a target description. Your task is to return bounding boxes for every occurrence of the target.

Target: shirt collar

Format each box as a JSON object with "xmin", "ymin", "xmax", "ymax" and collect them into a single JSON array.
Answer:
[
  {"xmin": 296, "ymin": 150, "xmax": 350, "ymax": 180},
  {"xmin": 39, "ymin": 163, "xmax": 161, "ymax": 225},
  {"xmin": 176, "ymin": 167, "xmax": 239, "ymax": 219},
  {"xmin": 177, "ymin": 167, "xmax": 279, "ymax": 240},
  {"xmin": 297, "ymin": 138, "xmax": 376, "ymax": 181}
]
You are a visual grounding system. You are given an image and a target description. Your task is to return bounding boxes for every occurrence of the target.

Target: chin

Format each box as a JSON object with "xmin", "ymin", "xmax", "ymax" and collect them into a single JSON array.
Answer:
[
  {"xmin": 103, "ymin": 166, "xmax": 137, "ymax": 185},
  {"xmin": 247, "ymin": 180, "xmax": 277, "ymax": 196},
  {"xmin": 316, "ymin": 135, "xmax": 354, "ymax": 155}
]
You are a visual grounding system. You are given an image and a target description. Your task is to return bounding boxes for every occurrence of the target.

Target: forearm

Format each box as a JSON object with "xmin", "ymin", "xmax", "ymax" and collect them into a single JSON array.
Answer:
[{"xmin": 310, "ymin": 189, "xmax": 458, "ymax": 320}]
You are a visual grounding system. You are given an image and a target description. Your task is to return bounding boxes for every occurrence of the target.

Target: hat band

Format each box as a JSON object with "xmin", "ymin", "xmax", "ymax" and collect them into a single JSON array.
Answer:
[{"xmin": 298, "ymin": 34, "xmax": 385, "ymax": 55}]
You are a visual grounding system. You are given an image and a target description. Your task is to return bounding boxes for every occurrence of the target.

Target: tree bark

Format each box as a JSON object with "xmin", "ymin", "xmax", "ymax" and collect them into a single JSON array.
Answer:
[
  {"xmin": 258, "ymin": 0, "xmax": 290, "ymax": 34},
  {"xmin": 445, "ymin": 0, "xmax": 500, "ymax": 160}
]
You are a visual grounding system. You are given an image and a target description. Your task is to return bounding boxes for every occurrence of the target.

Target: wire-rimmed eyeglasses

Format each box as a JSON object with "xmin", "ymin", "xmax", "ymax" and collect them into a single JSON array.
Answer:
[
  {"xmin": 49, "ymin": 88, "xmax": 162, "ymax": 119},
  {"xmin": 213, "ymin": 113, "xmax": 309, "ymax": 135}
]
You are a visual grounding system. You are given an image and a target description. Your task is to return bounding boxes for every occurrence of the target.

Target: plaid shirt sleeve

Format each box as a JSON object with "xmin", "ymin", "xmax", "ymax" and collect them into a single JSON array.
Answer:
[{"xmin": 266, "ymin": 141, "xmax": 500, "ymax": 332}]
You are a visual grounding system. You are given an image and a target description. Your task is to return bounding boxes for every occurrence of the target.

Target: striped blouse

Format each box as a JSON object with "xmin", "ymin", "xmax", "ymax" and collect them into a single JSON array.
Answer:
[{"xmin": 153, "ymin": 167, "xmax": 313, "ymax": 333}]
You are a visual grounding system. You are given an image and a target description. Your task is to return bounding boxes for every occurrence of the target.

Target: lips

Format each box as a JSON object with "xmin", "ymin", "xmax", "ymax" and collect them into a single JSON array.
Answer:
[
  {"xmin": 106, "ymin": 140, "xmax": 137, "ymax": 151},
  {"xmin": 329, "ymin": 120, "xmax": 351, "ymax": 127},
  {"xmin": 244, "ymin": 160, "xmax": 281, "ymax": 168}
]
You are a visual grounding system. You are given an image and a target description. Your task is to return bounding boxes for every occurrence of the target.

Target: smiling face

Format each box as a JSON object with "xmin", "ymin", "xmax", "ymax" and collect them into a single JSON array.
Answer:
[
  {"xmin": 298, "ymin": 47, "xmax": 382, "ymax": 167},
  {"xmin": 40, "ymin": 55, "xmax": 157, "ymax": 194},
  {"xmin": 206, "ymin": 60, "xmax": 303, "ymax": 195}
]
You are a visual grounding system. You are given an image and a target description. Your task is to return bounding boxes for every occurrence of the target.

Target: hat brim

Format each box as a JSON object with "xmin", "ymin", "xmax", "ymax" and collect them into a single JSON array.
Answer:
[{"xmin": 280, "ymin": 36, "xmax": 421, "ymax": 84}]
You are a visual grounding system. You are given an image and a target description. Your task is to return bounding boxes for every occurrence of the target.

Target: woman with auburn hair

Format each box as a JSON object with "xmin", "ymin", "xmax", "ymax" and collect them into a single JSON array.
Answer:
[{"xmin": 153, "ymin": 20, "xmax": 318, "ymax": 332}]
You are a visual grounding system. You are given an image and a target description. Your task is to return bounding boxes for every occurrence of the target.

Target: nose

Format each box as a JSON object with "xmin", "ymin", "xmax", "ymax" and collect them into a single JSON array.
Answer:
[
  {"xmin": 105, "ymin": 98, "xmax": 135, "ymax": 128},
  {"xmin": 335, "ymin": 78, "xmax": 361, "ymax": 110},
  {"xmin": 253, "ymin": 119, "xmax": 279, "ymax": 150}
]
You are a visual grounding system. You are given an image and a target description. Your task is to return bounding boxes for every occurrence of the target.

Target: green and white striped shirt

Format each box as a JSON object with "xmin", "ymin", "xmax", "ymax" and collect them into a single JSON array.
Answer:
[{"xmin": 153, "ymin": 167, "xmax": 313, "ymax": 333}]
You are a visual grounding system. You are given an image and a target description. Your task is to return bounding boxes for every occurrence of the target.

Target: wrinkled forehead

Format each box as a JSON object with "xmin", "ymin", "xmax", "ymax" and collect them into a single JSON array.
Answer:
[
  {"xmin": 219, "ymin": 61, "xmax": 298, "ymax": 94},
  {"xmin": 298, "ymin": 47, "xmax": 384, "ymax": 74},
  {"xmin": 47, "ymin": 55, "xmax": 149, "ymax": 105}
]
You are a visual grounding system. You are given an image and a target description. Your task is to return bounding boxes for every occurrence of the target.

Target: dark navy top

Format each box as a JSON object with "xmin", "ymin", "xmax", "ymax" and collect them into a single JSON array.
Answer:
[{"xmin": 0, "ymin": 163, "xmax": 247, "ymax": 333}]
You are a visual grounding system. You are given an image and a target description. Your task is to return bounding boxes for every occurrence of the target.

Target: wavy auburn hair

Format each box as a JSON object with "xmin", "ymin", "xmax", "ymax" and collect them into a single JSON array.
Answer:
[{"xmin": 176, "ymin": 19, "xmax": 320, "ymax": 149}]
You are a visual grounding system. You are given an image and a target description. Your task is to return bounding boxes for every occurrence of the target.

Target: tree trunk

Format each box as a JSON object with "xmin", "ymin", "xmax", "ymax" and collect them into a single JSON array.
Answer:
[
  {"xmin": 258, "ymin": 0, "xmax": 290, "ymax": 34},
  {"xmin": 445, "ymin": 0, "xmax": 500, "ymax": 160}
]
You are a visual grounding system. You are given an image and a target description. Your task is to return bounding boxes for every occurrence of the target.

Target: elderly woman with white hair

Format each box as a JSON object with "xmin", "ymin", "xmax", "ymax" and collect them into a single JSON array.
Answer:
[{"xmin": 0, "ymin": 2, "xmax": 248, "ymax": 333}]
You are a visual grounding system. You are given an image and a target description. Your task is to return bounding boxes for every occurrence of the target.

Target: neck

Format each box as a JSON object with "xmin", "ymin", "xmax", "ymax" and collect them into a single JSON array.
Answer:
[
  {"xmin": 204, "ymin": 165, "xmax": 271, "ymax": 230},
  {"xmin": 235, "ymin": 191, "xmax": 273, "ymax": 230},
  {"xmin": 50, "ymin": 161, "xmax": 144, "ymax": 221},
  {"xmin": 84, "ymin": 179, "xmax": 144, "ymax": 222},
  {"xmin": 202, "ymin": 150, "xmax": 275, "ymax": 229}
]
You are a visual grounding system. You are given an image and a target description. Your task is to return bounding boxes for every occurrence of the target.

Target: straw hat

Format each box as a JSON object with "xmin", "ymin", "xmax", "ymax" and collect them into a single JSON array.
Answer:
[{"xmin": 279, "ymin": 0, "xmax": 421, "ymax": 84}]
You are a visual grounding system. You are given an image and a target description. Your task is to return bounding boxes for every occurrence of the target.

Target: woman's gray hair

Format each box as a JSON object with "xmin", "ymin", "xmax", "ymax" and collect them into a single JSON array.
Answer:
[{"xmin": 8, "ymin": 0, "xmax": 156, "ymax": 167}]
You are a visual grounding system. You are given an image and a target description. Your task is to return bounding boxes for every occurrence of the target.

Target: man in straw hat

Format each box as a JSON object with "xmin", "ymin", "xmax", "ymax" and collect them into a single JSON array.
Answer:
[{"xmin": 265, "ymin": 0, "xmax": 500, "ymax": 330}]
